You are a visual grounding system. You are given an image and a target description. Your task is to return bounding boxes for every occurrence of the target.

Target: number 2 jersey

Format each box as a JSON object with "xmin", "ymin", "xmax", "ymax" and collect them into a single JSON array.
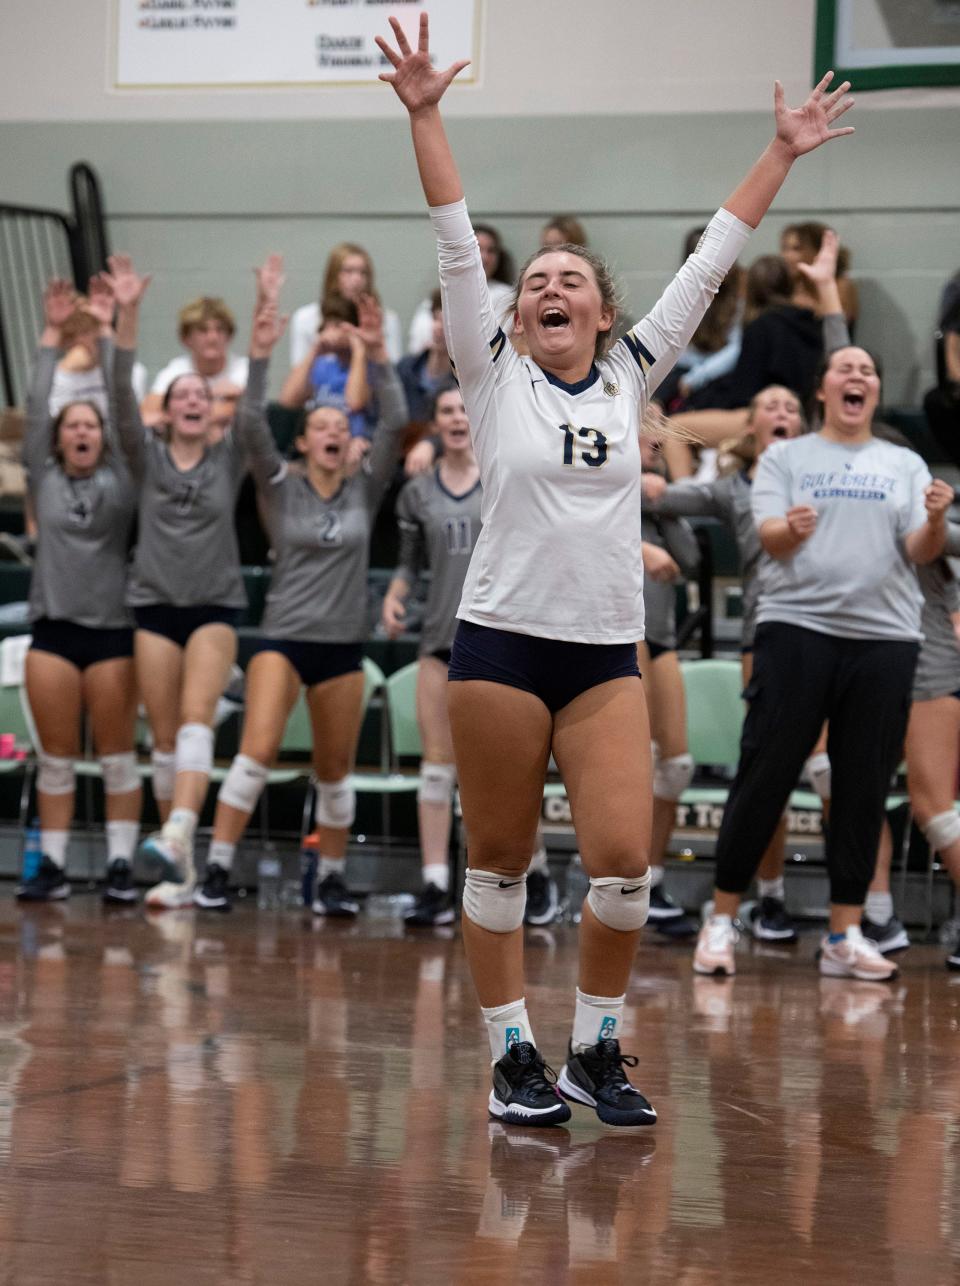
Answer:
[{"xmin": 430, "ymin": 199, "xmax": 751, "ymax": 643}]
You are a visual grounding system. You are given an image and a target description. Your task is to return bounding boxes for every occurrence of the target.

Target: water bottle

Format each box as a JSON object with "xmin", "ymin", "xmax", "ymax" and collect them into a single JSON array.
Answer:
[
  {"xmin": 257, "ymin": 855, "xmax": 282, "ymax": 911},
  {"xmin": 564, "ymin": 853, "xmax": 589, "ymax": 924},
  {"xmin": 22, "ymin": 820, "xmax": 42, "ymax": 884}
]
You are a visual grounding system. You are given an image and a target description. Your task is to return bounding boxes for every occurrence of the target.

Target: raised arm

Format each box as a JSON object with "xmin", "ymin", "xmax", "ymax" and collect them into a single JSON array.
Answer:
[
  {"xmin": 237, "ymin": 255, "xmax": 289, "ymax": 488},
  {"xmin": 24, "ymin": 279, "xmax": 75, "ymax": 480},
  {"xmin": 101, "ymin": 253, "xmax": 153, "ymax": 479},
  {"xmin": 795, "ymin": 228, "xmax": 851, "ymax": 353}
]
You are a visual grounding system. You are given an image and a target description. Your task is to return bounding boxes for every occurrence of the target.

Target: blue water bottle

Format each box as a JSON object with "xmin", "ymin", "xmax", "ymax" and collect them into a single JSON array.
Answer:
[{"xmin": 22, "ymin": 819, "xmax": 42, "ymax": 884}]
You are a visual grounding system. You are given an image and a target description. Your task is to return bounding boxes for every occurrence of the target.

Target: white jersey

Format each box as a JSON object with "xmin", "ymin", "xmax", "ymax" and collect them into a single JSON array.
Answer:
[{"xmin": 431, "ymin": 200, "xmax": 751, "ymax": 643}]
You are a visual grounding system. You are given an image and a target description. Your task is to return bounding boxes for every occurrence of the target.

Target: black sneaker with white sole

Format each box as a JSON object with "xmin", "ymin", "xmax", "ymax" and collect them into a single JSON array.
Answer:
[
  {"xmin": 194, "ymin": 862, "xmax": 232, "ymax": 912},
  {"xmin": 312, "ymin": 871, "xmax": 359, "ymax": 918},
  {"xmin": 647, "ymin": 885, "xmax": 698, "ymax": 939},
  {"xmin": 103, "ymin": 858, "xmax": 138, "ymax": 905},
  {"xmin": 404, "ymin": 882, "xmax": 455, "ymax": 927},
  {"xmin": 524, "ymin": 870, "xmax": 559, "ymax": 926},
  {"xmin": 748, "ymin": 896, "xmax": 798, "ymax": 943},
  {"xmin": 861, "ymin": 914, "xmax": 910, "ymax": 956},
  {"xmin": 16, "ymin": 856, "xmax": 70, "ymax": 902},
  {"xmin": 489, "ymin": 1041, "xmax": 572, "ymax": 1127},
  {"xmin": 558, "ymin": 1038, "xmax": 657, "ymax": 1127},
  {"xmin": 946, "ymin": 939, "xmax": 960, "ymax": 972}
]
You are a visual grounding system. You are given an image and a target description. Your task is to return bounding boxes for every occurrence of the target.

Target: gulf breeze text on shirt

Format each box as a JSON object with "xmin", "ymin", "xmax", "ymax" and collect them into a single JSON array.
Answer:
[{"xmin": 543, "ymin": 794, "xmax": 823, "ymax": 836}]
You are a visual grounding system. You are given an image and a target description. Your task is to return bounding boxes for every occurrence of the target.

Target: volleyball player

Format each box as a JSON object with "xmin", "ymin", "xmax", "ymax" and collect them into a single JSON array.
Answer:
[
  {"xmin": 379, "ymin": 12, "xmax": 855, "ymax": 1125},
  {"xmin": 17, "ymin": 278, "xmax": 141, "ymax": 903}
]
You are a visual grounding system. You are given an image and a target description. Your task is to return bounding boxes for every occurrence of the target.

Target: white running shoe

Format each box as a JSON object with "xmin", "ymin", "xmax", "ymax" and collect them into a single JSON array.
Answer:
[
  {"xmin": 818, "ymin": 925, "xmax": 898, "ymax": 982},
  {"xmin": 693, "ymin": 915, "xmax": 738, "ymax": 976},
  {"xmin": 142, "ymin": 824, "xmax": 195, "ymax": 909},
  {"xmin": 145, "ymin": 879, "xmax": 196, "ymax": 910}
]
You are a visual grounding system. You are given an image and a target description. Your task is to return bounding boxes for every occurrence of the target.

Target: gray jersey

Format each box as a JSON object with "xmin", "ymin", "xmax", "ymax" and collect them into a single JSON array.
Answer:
[
  {"xmin": 914, "ymin": 523, "xmax": 960, "ymax": 701},
  {"xmin": 753, "ymin": 434, "xmax": 930, "ymax": 642},
  {"xmin": 112, "ymin": 350, "xmax": 279, "ymax": 608},
  {"xmin": 651, "ymin": 470, "xmax": 760, "ymax": 646},
  {"xmin": 395, "ymin": 467, "xmax": 483, "ymax": 655},
  {"xmin": 259, "ymin": 363, "xmax": 407, "ymax": 643},
  {"xmin": 640, "ymin": 508, "xmax": 700, "ymax": 650},
  {"xmin": 25, "ymin": 344, "xmax": 135, "ymax": 629}
]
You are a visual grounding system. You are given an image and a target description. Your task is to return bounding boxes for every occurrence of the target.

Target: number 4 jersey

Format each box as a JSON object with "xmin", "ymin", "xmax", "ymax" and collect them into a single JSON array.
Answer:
[{"xmin": 430, "ymin": 199, "xmax": 751, "ymax": 644}]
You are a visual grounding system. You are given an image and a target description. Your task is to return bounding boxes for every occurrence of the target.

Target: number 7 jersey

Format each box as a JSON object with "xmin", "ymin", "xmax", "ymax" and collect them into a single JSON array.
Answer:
[{"xmin": 430, "ymin": 200, "xmax": 751, "ymax": 644}]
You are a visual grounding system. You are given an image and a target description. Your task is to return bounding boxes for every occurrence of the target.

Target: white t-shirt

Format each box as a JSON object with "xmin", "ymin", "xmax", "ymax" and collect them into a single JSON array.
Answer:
[
  {"xmin": 407, "ymin": 280, "xmax": 514, "ymax": 355},
  {"xmin": 752, "ymin": 433, "xmax": 931, "ymax": 641},
  {"xmin": 288, "ymin": 301, "xmax": 403, "ymax": 368},
  {"xmin": 431, "ymin": 199, "xmax": 751, "ymax": 644},
  {"xmin": 150, "ymin": 352, "xmax": 249, "ymax": 397},
  {"xmin": 50, "ymin": 361, "xmax": 147, "ymax": 419}
]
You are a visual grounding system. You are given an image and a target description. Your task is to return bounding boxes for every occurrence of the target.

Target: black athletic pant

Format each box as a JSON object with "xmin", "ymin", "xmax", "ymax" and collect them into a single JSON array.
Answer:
[{"xmin": 714, "ymin": 622, "xmax": 918, "ymax": 906}]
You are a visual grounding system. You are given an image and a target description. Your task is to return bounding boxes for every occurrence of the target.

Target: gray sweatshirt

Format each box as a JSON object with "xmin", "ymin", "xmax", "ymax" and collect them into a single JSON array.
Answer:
[{"xmin": 640, "ymin": 508, "xmax": 701, "ymax": 650}]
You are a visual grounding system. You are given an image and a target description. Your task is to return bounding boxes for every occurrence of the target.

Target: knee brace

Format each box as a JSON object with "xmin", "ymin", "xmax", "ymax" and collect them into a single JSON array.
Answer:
[
  {"xmin": 100, "ymin": 751, "xmax": 140, "ymax": 796},
  {"xmin": 151, "ymin": 749, "xmax": 176, "ymax": 802},
  {"xmin": 37, "ymin": 752, "xmax": 75, "ymax": 797},
  {"xmin": 653, "ymin": 752, "xmax": 694, "ymax": 802},
  {"xmin": 219, "ymin": 754, "xmax": 270, "ymax": 814},
  {"xmin": 805, "ymin": 752, "xmax": 832, "ymax": 802},
  {"xmin": 923, "ymin": 809, "xmax": 960, "ymax": 854},
  {"xmin": 418, "ymin": 761, "xmax": 457, "ymax": 805},
  {"xmin": 462, "ymin": 867, "xmax": 526, "ymax": 932},
  {"xmin": 314, "ymin": 775, "xmax": 355, "ymax": 829},
  {"xmin": 587, "ymin": 870, "xmax": 651, "ymax": 932},
  {"xmin": 175, "ymin": 722, "xmax": 214, "ymax": 776}
]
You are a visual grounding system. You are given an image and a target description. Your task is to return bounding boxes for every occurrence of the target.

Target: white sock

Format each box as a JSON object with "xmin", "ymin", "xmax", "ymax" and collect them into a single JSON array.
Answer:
[
  {"xmin": 527, "ymin": 847, "xmax": 549, "ymax": 874},
  {"xmin": 209, "ymin": 840, "xmax": 236, "ymax": 871},
  {"xmin": 106, "ymin": 820, "xmax": 139, "ymax": 862},
  {"xmin": 480, "ymin": 998, "xmax": 534, "ymax": 1061},
  {"xmin": 649, "ymin": 865, "xmax": 665, "ymax": 888},
  {"xmin": 571, "ymin": 988, "xmax": 626, "ymax": 1053},
  {"xmin": 319, "ymin": 856, "xmax": 345, "ymax": 879},
  {"xmin": 709, "ymin": 913, "xmax": 733, "ymax": 929},
  {"xmin": 41, "ymin": 830, "xmax": 68, "ymax": 867},
  {"xmin": 758, "ymin": 875, "xmax": 785, "ymax": 900},
  {"xmin": 423, "ymin": 862, "xmax": 449, "ymax": 892},
  {"xmin": 865, "ymin": 890, "xmax": 894, "ymax": 924},
  {"xmin": 167, "ymin": 808, "xmax": 198, "ymax": 841}
]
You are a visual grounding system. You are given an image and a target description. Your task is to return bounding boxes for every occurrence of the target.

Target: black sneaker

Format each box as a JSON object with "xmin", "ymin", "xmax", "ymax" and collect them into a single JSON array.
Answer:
[
  {"xmin": 312, "ymin": 871, "xmax": 359, "ymax": 918},
  {"xmin": 489, "ymin": 1041, "xmax": 571, "ymax": 1127},
  {"xmin": 648, "ymin": 885, "xmax": 698, "ymax": 939},
  {"xmin": 558, "ymin": 1038, "xmax": 657, "ymax": 1127},
  {"xmin": 103, "ymin": 858, "xmax": 138, "ymax": 905},
  {"xmin": 404, "ymin": 882, "xmax": 455, "ymax": 926},
  {"xmin": 16, "ymin": 856, "xmax": 70, "ymax": 902},
  {"xmin": 748, "ymin": 896, "xmax": 798, "ymax": 943},
  {"xmin": 946, "ymin": 939, "xmax": 960, "ymax": 972},
  {"xmin": 194, "ymin": 862, "xmax": 232, "ymax": 912},
  {"xmin": 524, "ymin": 869, "xmax": 559, "ymax": 926},
  {"xmin": 861, "ymin": 914, "xmax": 910, "ymax": 955}
]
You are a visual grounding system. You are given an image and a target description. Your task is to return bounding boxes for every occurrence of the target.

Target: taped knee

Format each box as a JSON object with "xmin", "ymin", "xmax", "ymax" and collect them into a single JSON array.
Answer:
[
  {"xmin": 652, "ymin": 752, "xmax": 694, "ymax": 802},
  {"xmin": 805, "ymin": 752, "xmax": 831, "ymax": 802},
  {"xmin": 101, "ymin": 752, "xmax": 140, "ymax": 796},
  {"xmin": 175, "ymin": 722, "xmax": 214, "ymax": 776},
  {"xmin": 37, "ymin": 752, "xmax": 75, "ymax": 797},
  {"xmin": 315, "ymin": 775, "xmax": 355, "ymax": 829},
  {"xmin": 462, "ymin": 867, "xmax": 526, "ymax": 932},
  {"xmin": 587, "ymin": 870, "xmax": 651, "ymax": 931},
  {"xmin": 923, "ymin": 809, "xmax": 960, "ymax": 854},
  {"xmin": 418, "ymin": 761, "xmax": 457, "ymax": 805},
  {"xmin": 151, "ymin": 749, "xmax": 176, "ymax": 802},
  {"xmin": 219, "ymin": 754, "xmax": 270, "ymax": 814}
]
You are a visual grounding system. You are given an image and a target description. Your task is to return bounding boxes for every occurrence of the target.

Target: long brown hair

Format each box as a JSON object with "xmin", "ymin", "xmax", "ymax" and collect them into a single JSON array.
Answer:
[
  {"xmin": 743, "ymin": 255, "xmax": 793, "ymax": 325},
  {"xmin": 321, "ymin": 243, "xmax": 379, "ymax": 312},
  {"xmin": 690, "ymin": 265, "xmax": 744, "ymax": 354}
]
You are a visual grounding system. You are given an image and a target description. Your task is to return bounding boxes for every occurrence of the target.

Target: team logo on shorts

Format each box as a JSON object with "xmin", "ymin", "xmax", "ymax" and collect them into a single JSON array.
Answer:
[
  {"xmin": 603, "ymin": 381, "xmax": 620, "ymax": 397},
  {"xmin": 599, "ymin": 1016, "xmax": 617, "ymax": 1040}
]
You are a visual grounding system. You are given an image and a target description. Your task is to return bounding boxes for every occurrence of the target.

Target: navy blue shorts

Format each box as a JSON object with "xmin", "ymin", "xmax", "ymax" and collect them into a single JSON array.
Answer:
[
  {"xmin": 644, "ymin": 638, "xmax": 671, "ymax": 661},
  {"xmin": 30, "ymin": 618, "xmax": 134, "ymax": 671},
  {"xmin": 448, "ymin": 621, "xmax": 640, "ymax": 714},
  {"xmin": 134, "ymin": 605, "xmax": 242, "ymax": 650},
  {"xmin": 250, "ymin": 638, "xmax": 363, "ymax": 688}
]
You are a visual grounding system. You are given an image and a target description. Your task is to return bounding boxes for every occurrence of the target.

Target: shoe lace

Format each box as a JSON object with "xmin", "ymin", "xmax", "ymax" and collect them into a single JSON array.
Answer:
[
  {"xmin": 594, "ymin": 1039, "xmax": 639, "ymax": 1093},
  {"xmin": 511, "ymin": 1045, "xmax": 559, "ymax": 1093}
]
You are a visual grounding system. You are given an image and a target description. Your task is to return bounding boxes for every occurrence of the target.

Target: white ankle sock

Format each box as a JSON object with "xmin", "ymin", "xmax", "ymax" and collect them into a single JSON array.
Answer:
[
  {"xmin": 481, "ymin": 998, "xmax": 533, "ymax": 1061},
  {"xmin": 319, "ymin": 856, "xmax": 345, "ymax": 879},
  {"xmin": 167, "ymin": 808, "xmax": 197, "ymax": 841},
  {"xmin": 209, "ymin": 840, "xmax": 236, "ymax": 871},
  {"xmin": 571, "ymin": 988, "xmax": 625, "ymax": 1053},
  {"xmin": 758, "ymin": 875, "xmax": 785, "ymax": 900},
  {"xmin": 423, "ymin": 862, "xmax": 449, "ymax": 892},
  {"xmin": 649, "ymin": 865, "xmax": 664, "ymax": 888},
  {"xmin": 527, "ymin": 847, "xmax": 549, "ymax": 874},
  {"xmin": 865, "ymin": 890, "xmax": 894, "ymax": 924},
  {"xmin": 41, "ymin": 830, "xmax": 68, "ymax": 867},
  {"xmin": 106, "ymin": 820, "xmax": 139, "ymax": 862}
]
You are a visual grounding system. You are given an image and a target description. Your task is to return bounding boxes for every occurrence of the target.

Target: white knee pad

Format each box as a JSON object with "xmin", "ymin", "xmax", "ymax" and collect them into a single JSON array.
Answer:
[
  {"xmin": 418, "ymin": 761, "xmax": 457, "ymax": 805},
  {"xmin": 101, "ymin": 752, "xmax": 140, "ymax": 796},
  {"xmin": 923, "ymin": 809, "xmax": 960, "ymax": 854},
  {"xmin": 151, "ymin": 749, "xmax": 176, "ymax": 802},
  {"xmin": 653, "ymin": 752, "xmax": 694, "ymax": 802},
  {"xmin": 587, "ymin": 870, "xmax": 651, "ymax": 932},
  {"xmin": 219, "ymin": 754, "xmax": 270, "ymax": 814},
  {"xmin": 315, "ymin": 775, "xmax": 355, "ymax": 829},
  {"xmin": 175, "ymin": 722, "xmax": 214, "ymax": 776},
  {"xmin": 805, "ymin": 752, "xmax": 832, "ymax": 802},
  {"xmin": 462, "ymin": 867, "xmax": 527, "ymax": 932},
  {"xmin": 37, "ymin": 752, "xmax": 75, "ymax": 797}
]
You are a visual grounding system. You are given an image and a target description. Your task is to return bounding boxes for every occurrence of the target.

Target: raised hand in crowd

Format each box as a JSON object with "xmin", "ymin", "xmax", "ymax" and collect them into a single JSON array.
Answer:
[
  {"xmin": 102, "ymin": 254, "xmax": 153, "ymax": 348},
  {"xmin": 41, "ymin": 277, "xmax": 77, "ymax": 343},
  {"xmin": 254, "ymin": 252, "xmax": 286, "ymax": 310},
  {"xmin": 83, "ymin": 274, "xmax": 116, "ymax": 335}
]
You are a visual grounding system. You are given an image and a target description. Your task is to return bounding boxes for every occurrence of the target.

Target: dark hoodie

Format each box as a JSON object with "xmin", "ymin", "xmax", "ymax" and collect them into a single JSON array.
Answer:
[{"xmin": 690, "ymin": 304, "xmax": 824, "ymax": 410}]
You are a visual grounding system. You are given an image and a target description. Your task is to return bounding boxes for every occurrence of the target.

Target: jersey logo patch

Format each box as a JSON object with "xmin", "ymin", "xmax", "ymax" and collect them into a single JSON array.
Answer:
[{"xmin": 604, "ymin": 380, "xmax": 620, "ymax": 397}]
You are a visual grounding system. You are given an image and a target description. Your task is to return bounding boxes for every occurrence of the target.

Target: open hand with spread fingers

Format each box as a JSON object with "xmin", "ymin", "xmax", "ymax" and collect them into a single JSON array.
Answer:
[
  {"xmin": 43, "ymin": 278, "xmax": 77, "ymax": 332},
  {"xmin": 376, "ymin": 12, "xmax": 470, "ymax": 114},
  {"xmin": 103, "ymin": 254, "xmax": 153, "ymax": 311},
  {"xmin": 775, "ymin": 71, "xmax": 854, "ymax": 158}
]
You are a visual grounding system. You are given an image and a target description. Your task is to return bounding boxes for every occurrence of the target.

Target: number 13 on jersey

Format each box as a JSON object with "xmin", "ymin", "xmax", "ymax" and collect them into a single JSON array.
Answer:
[{"xmin": 558, "ymin": 423, "xmax": 608, "ymax": 468}]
